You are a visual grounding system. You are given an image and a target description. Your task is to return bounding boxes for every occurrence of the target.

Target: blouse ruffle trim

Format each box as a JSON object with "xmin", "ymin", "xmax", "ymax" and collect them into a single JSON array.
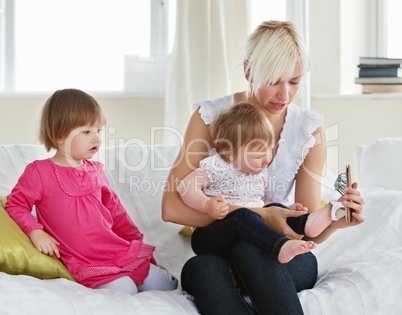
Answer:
[
  {"xmin": 294, "ymin": 107, "xmax": 324, "ymax": 172},
  {"xmin": 193, "ymin": 95, "xmax": 234, "ymax": 125},
  {"xmin": 266, "ymin": 105, "xmax": 324, "ymax": 203}
]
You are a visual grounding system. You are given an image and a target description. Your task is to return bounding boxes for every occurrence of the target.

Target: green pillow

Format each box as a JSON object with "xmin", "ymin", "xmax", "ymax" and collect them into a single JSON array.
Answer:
[
  {"xmin": 179, "ymin": 225, "xmax": 193, "ymax": 237},
  {"xmin": 0, "ymin": 196, "xmax": 75, "ymax": 281}
]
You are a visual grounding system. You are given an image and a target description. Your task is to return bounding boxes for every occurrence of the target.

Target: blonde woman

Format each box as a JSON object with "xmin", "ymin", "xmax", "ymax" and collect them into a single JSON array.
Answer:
[{"xmin": 162, "ymin": 21, "xmax": 365, "ymax": 314}]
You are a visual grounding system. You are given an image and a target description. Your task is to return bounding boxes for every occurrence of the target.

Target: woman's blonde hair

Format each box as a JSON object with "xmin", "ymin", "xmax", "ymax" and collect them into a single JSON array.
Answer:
[
  {"xmin": 244, "ymin": 20, "xmax": 308, "ymax": 97},
  {"xmin": 39, "ymin": 88, "xmax": 105, "ymax": 151},
  {"xmin": 210, "ymin": 102, "xmax": 274, "ymax": 160}
]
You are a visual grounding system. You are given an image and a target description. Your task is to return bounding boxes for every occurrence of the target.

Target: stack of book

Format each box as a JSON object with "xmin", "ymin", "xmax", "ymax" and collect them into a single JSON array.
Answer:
[{"xmin": 355, "ymin": 57, "xmax": 402, "ymax": 93}]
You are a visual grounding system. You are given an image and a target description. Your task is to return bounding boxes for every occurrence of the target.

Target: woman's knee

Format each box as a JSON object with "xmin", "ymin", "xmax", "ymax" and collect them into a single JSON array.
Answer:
[
  {"xmin": 181, "ymin": 254, "xmax": 232, "ymax": 293},
  {"xmin": 182, "ymin": 254, "xmax": 253, "ymax": 315},
  {"xmin": 286, "ymin": 252, "xmax": 318, "ymax": 291}
]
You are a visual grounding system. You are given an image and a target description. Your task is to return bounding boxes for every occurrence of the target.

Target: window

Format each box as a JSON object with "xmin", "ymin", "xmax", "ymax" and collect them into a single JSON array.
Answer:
[
  {"xmin": 0, "ymin": 0, "xmax": 176, "ymax": 94},
  {"xmin": 372, "ymin": 0, "xmax": 402, "ymax": 58},
  {"xmin": 249, "ymin": 0, "xmax": 286, "ymax": 31},
  {"xmin": 0, "ymin": 0, "xmax": 307, "ymax": 96},
  {"xmin": 386, "ymin": 0, "xmax": 402, "ymax": 58}
]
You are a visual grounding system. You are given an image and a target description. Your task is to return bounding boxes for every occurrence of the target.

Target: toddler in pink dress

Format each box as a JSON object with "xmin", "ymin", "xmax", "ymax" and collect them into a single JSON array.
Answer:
[{"xmin": 5, "ymin": 88, "xmax": 178, "ymax": 294}]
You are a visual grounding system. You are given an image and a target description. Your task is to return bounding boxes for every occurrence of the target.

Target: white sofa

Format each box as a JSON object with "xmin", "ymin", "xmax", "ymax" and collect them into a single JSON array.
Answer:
[{"xmin": 0, "ymin": 139, "xmax": 401, "ymax": 315}]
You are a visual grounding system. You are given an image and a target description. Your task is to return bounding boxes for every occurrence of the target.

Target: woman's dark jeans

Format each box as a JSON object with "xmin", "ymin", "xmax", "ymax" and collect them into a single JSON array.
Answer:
[
  {"xmin": 182, "ymin": 203, "xmax": 316, "ymax": 314},
  {"xmin": 181, "ymin": 240, "xmax": 318, "ymax": 315}
]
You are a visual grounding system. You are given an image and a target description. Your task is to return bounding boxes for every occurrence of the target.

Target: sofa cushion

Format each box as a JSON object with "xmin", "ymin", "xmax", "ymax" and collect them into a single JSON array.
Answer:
[
  {"xmin": 355, "ymin": 137, "xmax": 402, "ymax": 190},
  {"xmin": 0, "ymin": 144, "xmax": 53, "ymax": 196}
]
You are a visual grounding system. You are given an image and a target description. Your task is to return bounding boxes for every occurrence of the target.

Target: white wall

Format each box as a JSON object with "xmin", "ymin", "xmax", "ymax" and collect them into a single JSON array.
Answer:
[
  {"xmin": 309, "ymin": 0, "xmax": 370, "ymax": 94},
  {"xmin": 1, "ymin": 93, "xmax": 401, "ymax": 177},
  {"xmin": 309, "ymin": 0, "xmax": 402, "ymax": 176},
  {"xmin": 309, "ymin": 0, "xmax": 341, "ymax": 94},
  {"xmin": 0, "ymin": 96, "xmax": 165, "ymax": 146},
  {"xmin": 311, "ymin": 96, "xmax": 402, "ymax": 176}
]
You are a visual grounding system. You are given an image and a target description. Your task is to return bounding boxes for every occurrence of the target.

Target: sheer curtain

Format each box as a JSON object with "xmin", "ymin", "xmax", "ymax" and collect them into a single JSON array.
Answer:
[{"xmin": 164, "ymin": 0, "xmax": 250, "ymax": 144}]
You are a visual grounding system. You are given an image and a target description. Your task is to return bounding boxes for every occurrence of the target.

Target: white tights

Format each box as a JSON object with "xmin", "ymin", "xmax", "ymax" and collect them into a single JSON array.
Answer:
[{"xmin": 94, "ymin": 264, "xmax": 178, "ymax": 295}]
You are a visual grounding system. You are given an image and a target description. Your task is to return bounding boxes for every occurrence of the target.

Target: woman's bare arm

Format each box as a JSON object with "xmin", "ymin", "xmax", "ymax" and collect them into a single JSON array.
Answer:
[
  {"xmin": 162, "ymin": 110, "xmax": 216, "ymax": 227},
  {"xmin": 294, "ymin": 125, "xmax": 327, "ymax": 212},
  {"xmin": 294, "ymin": 125, "xmax": 332, "ymax": 243},
  {"xmin": 296, "ymin": 126, "xmax": 365, "ymax": 243}
]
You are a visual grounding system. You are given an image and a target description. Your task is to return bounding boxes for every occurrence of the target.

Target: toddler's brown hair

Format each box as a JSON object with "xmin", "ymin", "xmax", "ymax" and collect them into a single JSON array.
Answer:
[
  {"xmin": 210, "ymin": 102, "xmax": 274, "ymax": 160},
  {"xmin": 39, "ymin": 88, "xmax": 105, "ymax": 151}
]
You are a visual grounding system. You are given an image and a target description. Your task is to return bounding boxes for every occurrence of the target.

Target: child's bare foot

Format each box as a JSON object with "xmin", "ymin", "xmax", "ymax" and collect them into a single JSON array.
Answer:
[
  {"xmin": 278, "ymin": 240, "xmax": 316, "ymax": 264},
  {"xmin": 304, "ymin": 204, "xmax": 333, "ymax": 238}
]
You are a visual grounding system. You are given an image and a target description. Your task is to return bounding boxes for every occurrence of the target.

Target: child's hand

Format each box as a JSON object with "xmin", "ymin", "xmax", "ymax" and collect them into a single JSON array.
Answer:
[
  {"xmin": 204, "ymin": 196, "xmax": 229, "ymax": 220},
  {"xmin": 288, "ymin": 203, "xmax": 308, "ymax": 214},
  {"xmin": 29, "ymin": 229, "xmax": 61, "ymax": 258}
]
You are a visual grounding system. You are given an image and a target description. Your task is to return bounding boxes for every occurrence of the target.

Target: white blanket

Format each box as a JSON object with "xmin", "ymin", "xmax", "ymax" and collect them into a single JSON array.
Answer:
[
  {"xmin": 0, "ymin": 272, "xmax": 198, "ymax": 315},
  {"xmin": 2, "ymin": 189, "xmax": 401, "ymax": 315},
  {"xmin": 300, "ymin": 188, "xmax": 402, "ymax": 315}
]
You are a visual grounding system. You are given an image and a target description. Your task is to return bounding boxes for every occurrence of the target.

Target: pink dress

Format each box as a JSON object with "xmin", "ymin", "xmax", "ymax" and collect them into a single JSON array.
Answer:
[{"xmin": 5, "ymin": 159, "xmax": 156, "ymax": 288}]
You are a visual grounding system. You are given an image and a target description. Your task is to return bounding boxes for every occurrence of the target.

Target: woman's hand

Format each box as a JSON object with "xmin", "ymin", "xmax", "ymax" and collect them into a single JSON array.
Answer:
[
  {"xmin": 256, "ymin": 206, "xmax": 305, "ymax": 240},
  {"xmin": 29, "ymin": 229, "xmax": 60, "ymax": 258},
  {"xmin": 331, "ymin": 182, "xmax": 365, "ymax": 229}
]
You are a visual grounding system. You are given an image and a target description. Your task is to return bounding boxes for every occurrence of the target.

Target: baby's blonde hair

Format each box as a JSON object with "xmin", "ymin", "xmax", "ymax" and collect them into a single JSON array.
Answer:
[
  {"xmin": 39, "ymin": 88, "xmax": 105, "ymax": 151},
  {"xmin": 244, "ymin": 20, "xmax": 308, "ymax": 97},
  {"xmin": 210, "ymin": 103, "xmax": 274, "ymax": 160}
]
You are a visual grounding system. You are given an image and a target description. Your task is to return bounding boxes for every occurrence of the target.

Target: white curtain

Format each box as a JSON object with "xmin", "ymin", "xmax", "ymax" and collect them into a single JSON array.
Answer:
[{"xmin": 164, "ymin": 0, "xmax": 250, "ymax": 144}]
